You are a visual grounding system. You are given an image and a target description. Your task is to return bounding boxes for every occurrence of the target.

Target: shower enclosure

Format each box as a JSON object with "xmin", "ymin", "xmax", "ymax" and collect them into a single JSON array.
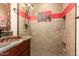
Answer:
[{"xmin": 17, "ymin": 3, "xmax": 76, "ymax": 56}]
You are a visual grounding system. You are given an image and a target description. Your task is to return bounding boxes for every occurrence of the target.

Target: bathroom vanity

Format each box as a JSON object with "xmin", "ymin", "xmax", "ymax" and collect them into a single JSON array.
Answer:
[
  {"xmin": 0, "ymin": 36, "xmax": 31, "ymax": 56},
  {"xmin": 0, "ymin": 3, "xmax": 32, "ymax": 56}
]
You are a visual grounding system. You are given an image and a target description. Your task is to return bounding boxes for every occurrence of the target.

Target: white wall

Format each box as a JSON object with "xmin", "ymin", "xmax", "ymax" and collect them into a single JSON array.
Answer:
[
  {"xmin": 76, "ymin": 4, "xmax": 79, "ymax": 56},
  {"xmin": 10, "ymin": 3, "xmax": 17, "ymax": 36},
  {"xmin": 77, "ymin": 19, "xmax": 79, "ymax": 56}
]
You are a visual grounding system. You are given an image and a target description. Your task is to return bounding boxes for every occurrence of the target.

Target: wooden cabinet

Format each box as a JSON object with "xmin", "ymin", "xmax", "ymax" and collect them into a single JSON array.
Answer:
[{"xmin": 2, "ymin": 39, "xmax": 30, "ymax": 56}]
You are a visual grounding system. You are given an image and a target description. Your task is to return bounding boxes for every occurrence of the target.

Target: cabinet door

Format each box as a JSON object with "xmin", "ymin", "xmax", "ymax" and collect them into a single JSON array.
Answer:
[
  {"xmin": 20, "ymin": 48, "xmax": 30, "ymax": 56},
  {"xmin": 3, "ymin": 39, "xmax": 30, "ymax": 56}
]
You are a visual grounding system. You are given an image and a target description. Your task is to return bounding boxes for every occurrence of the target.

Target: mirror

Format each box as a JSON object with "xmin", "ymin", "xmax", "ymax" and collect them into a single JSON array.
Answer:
[{"xmin": 0, "ymin": 3, "xmax": 12, "ymax": 37}]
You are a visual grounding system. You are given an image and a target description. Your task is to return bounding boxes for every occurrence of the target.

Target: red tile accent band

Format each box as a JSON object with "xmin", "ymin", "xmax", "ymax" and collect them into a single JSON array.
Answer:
[{"xmin": 19, "ymin": 3, "xmax": 75, "ymax": 20}]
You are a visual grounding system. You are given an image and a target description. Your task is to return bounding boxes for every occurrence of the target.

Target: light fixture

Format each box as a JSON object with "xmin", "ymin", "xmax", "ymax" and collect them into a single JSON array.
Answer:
[
  {"xmin": 13, "ymin": 8, "xmax": 17, "ymax": 13},
  {"xmin": 20, "ymin": 4, "xmax": 26, "ymax": 7},
  {"xmin": 24, "ymin": 3, "xmax": 33, "ymax": 10},
  {"xmin": 27, "ymin": 4, "xmax": 31, "ymax": 7},
  {"xmin": 77, "ymin": 3, "xmax": 79, "ymax": 7}
]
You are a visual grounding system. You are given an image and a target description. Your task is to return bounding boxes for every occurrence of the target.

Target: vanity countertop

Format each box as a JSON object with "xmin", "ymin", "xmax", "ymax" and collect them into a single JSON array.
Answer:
[{"xmin": 0, "ymin": 36, "xmax": 32, "ymax": 53}]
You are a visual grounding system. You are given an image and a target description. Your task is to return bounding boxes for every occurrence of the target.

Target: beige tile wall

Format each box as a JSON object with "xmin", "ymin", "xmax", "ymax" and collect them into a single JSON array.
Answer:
[
  {"xmin": 19, "ymin": 4, "xmax": 32, "ymax": 36},
  {"xmin": 65, "ymin": 7, "xmax": 75, "ymax": 56},
  {"xmin": 18, "ymin": 3, "xmax": 75, "ymax": 56},
  {"xmin": 30, "ymin": 3, "xmax": 65, "ymax": 56}
]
